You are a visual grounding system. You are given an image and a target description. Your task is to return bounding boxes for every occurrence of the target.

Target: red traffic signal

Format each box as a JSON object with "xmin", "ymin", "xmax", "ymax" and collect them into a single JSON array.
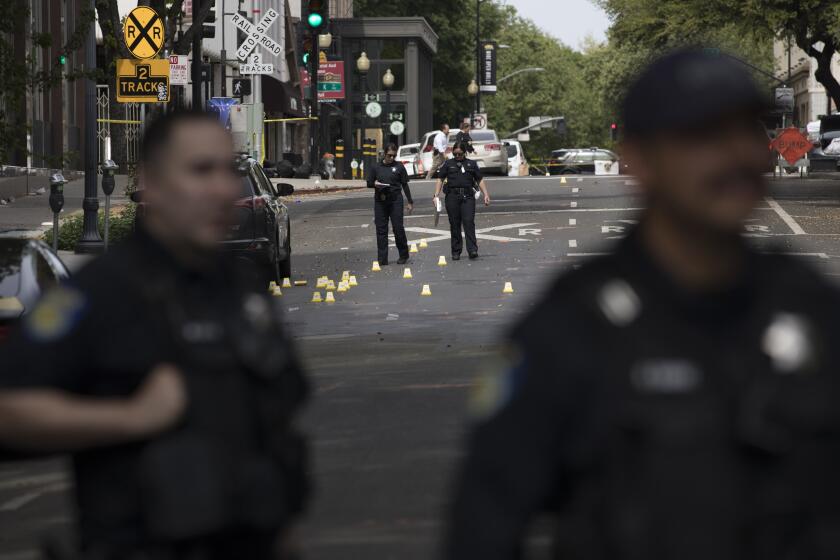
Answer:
[
  {"xmin": 610, "ymin": 123, "xmax": 618, "ymax": 141},
  {"xmin": 610, "ymin": 123, "xmax": 617, "ymax": 129}
]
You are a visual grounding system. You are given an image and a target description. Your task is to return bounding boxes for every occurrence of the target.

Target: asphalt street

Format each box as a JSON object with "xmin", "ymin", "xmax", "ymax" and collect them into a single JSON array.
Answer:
[{"xmin": 4, "ymin": 173, "xmax": 840, "ymax": 559}]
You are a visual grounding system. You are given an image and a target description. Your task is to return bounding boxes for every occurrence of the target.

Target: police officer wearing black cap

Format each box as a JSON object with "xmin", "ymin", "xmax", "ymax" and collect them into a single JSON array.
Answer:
[
  {"xmin": 368, "ymin": 142, "xmax": 414, "ymax": 265},
  {"xmin": 0, "ymin": 111, "xmax": 309, "ymax": 560},
  {"xmin": 433, "ymin": 142, "xmax": 490, "ymax": 260},
  {"xmin": 446, "ymin": 48, "xmax": 840, "ymax": 560}
]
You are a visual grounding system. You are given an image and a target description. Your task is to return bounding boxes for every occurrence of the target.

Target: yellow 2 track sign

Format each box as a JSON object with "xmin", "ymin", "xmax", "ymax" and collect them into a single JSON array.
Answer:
[
  {"xmin": 117, "ymin": 7, "xmax": 169, "ymax": 103},
  {"xmin": 123, "ymin": 6, "xmax": 164, "ymax": 59}
]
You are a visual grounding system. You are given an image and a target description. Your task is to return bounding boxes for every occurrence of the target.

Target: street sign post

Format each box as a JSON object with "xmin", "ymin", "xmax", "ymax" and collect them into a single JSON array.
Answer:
[
  {"xmin": 123, "ymin": 6, "xmax": 165, "ymax": 60},
  {"xmin": 317, "ymin": 61, "xmax": 345, "ymax": 102},
  {"xmin": 230, "ymin": 9, "xmax": 282, "ymax": 62},
  {"xmin": 472, "ymin": 112, "xmax": 488, "ymax": 130},
  {"xmin": 240, "ymin": 52, "xmax": 274, "ymax": 75},
  {"xmin": 116, "ymin": 59, "xmax": 170, "ymax": 103},
  {"xmin": 771, "ymin": 127, "xmax": 814, "ymax": 166}
]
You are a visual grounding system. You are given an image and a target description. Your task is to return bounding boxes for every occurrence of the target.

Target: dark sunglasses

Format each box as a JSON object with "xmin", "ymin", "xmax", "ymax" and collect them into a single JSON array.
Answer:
[
  {"xmin": 384, "ymin": 152, "xmax": 397, "ymax": 158},
  {"xmin": 453, "ymin": 151, "xmax": 465, "ymax": 157}
]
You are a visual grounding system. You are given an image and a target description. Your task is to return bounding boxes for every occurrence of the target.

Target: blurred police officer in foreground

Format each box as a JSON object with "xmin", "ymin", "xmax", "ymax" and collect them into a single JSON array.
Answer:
[
  {"xmin": 446, "ymin": 48, "xmax": 840, "ymax": 560},
  {"xmin": 0, "ymin": 111, "xmax": 309, "ymax": 559},
  {"xmin": 367, "ymin": 142, "xmax": 414, "ymax": 265},
  {"xmin": 434, "ymin": 143, "xmax": 490, "ymax": 260}
]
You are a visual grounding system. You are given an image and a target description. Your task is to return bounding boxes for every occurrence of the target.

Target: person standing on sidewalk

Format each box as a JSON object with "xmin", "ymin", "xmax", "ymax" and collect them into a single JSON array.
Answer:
[
  {"xmin": 367, "ymin": 143, "xmax": 414, "ymax": 265},
  {"xmin": 433, "ymin": 142, "xmax": 490, "ymax": 260},
  {"xmin": 0, "ymin": 110, "xmax": 310, "ymax": 560},
  {"xmin": 426, "ymin": 123, "xmax": 450, "ymax": 179}
]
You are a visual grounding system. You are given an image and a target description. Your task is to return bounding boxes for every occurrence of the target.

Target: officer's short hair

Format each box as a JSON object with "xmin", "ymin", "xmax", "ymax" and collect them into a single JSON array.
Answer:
[
  {"xmin": 385, "ymin": 143, "xmax": 399, "ymax": 155},
  {"xmin": 440, "ymin": 123, "xmax": 449, "ymax": 131},
  {"xmin": 453, "ymin": 142, "xmax": 469, "ymax": 153},
  {"xmin": 139, "ymin": 110, "xmax": 225, "ymax": 167},
  {"xmin": 460, "ymin": 122, "xmax": 470, "ymax": 131}
]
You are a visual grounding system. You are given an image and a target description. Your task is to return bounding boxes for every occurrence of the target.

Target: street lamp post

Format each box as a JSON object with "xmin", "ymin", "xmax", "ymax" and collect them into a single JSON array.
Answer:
[
  {"xmin": 357, "ymin": 52, "xmax": 371, "ymax": 173},
  {"xmin": 497, "ymin": 67, "xmax": 545, "ymax": 85},
  {"xmin": 467, "ymin": 79, "xmax": 479, "ymax": 126},
  {"xmin": 475, "ymin": 0, "xmax": 482, "ymax": 118},
  {"xmin": 382, "ymin": 68, "xmax": 394, "ymax": 144}
]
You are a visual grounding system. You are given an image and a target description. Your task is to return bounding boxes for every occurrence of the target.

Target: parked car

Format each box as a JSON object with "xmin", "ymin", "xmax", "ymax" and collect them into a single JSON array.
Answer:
[
  {"xmin": 447, "ymin": 129, "xmax": 509, "ymax": 175},
  {"xmin": 0, "ymin": 239, "xmax": 70, "ymax": 342},
  {"xmin": 225, "ymin": 158, "xmax": 295, "ymax": 284},
  {"xmin": 397, "ymin": 143, "xmax": 421, "ymax": 177},
  {"xmin": 547, "ymin": 148, "xmax": 619, "ymax": 175},
  {"xmin": 503, "ymin": 139, "xmax": 528, "ymax": 176}
]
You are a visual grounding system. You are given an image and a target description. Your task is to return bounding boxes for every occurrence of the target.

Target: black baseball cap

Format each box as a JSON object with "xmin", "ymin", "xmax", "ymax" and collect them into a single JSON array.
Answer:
[{"xmin": 621, "ymin": 48, "xmax": 770, "ymax": 139}]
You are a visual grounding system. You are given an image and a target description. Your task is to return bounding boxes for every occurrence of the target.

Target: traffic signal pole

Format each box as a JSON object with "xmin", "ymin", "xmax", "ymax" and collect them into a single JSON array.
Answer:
[
  {"xmin": 192, "ymin": 0, "xmax": 204, "ymax": 109},
  {"xmin": 309, "ymin": 35, "xmax": 319, "ymax": 177}
]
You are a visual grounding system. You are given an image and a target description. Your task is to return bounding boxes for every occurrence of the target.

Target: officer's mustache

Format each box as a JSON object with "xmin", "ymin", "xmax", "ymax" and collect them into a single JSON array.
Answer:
[{"xmin": 702, "ymin": 164, "xmax": 764, "ymax": 195}]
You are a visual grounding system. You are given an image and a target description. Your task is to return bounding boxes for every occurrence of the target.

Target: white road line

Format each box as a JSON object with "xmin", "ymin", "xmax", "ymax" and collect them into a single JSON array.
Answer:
[
  {"xmin": 569, "ymin": 240, "xmax": 578, "ymax": 248},
  {"xmin": 570, "ymin": 201, "xmax": 578, "ymax": 208},
  {"xmin": 0, "ymin": 482, "xmax": 68, "ymax": 512},
  {"xmin": 569, "ymin": 218, "xmax": 576, "ymax": 226},
  {"xmin": 568, "ymin": 252, "xmax": 609, "ymax": 257},
  {"xmin": 0, "ymin": 472, "xmax": 65, "ymax": 491},
  {"xmin": 572, "ymin": 187, "xmax": 579, "ymax": 193},
  {"xmin": 765, "ymin": 197, "xmax": 806, "ymax": 235}
]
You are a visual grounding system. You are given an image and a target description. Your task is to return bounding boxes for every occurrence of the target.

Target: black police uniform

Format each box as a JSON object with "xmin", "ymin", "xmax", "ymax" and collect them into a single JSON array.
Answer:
[
  {"xmin": 447, "ymin": 230, "xmax": 840, "ymax": 560},
  {"xmin": 436, "ymin": 157, "xmax": 482, "ymax": 257},
  {"xmin": 367, "ymin": 158, "xmax": 413, "ymax": 264},
  {"xmin": 0, "ymin": 228, "xmax": 309, "ymax": 559},
  {"xmin": 453, "ymin": 130, "xmax": 475, "ymax": 153}
]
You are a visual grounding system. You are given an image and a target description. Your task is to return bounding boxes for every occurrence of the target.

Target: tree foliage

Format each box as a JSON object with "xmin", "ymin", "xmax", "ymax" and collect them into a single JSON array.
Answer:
[{"xmin": 598, "ymin": 0, "xmax": 840, "ymax": 110}]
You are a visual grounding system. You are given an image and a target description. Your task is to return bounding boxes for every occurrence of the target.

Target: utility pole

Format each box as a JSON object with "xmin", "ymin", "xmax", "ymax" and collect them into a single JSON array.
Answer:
[
  {"xmin": 475, "ymin": 0, "xmax": 481, "ymax": 117},
  {"xmin": 192, "ymin": 0, "xmax": 204, "ymax": 109},
  {"xmin": 220, "ymin": 0, "xmax": 226, "ymax": 97},
  {"xmin": 75, "ymin": 0, "xmax": 103, "ymax": 253},
  {"xmin": 309, "ymin": 35, "xmax": 320, "ymax": 176}
]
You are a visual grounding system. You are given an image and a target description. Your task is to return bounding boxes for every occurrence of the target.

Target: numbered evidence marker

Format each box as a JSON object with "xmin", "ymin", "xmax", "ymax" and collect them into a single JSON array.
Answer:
[
  {"xmin": 116, "ymin": 59, "xmax": 170, "ymax": 103},
  {"xmin": 123, "ymin": 6, "xmax": 165, "ymax": 60}
]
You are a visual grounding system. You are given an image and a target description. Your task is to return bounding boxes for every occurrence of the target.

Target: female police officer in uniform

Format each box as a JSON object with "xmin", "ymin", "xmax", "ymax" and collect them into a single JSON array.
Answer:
[
  {"xmin": 433, "ymin": 142, "xmax": 490, "ymax": 260},
  {"xmin": 367, "ymin": 143, "xmax": 414, "ymax": 265}
]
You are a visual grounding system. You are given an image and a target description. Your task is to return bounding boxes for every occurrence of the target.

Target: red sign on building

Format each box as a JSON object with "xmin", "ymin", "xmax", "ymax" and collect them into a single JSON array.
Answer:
[{"xmin": 771, "ymin": 127, "xmax": 814, "ymax": 165}]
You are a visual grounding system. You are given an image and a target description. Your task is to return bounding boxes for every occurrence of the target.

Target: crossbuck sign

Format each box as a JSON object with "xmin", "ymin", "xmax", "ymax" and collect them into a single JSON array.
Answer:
[{"xmin": 229, "ymin": 9, "xmax": 282, "ymax": 74}]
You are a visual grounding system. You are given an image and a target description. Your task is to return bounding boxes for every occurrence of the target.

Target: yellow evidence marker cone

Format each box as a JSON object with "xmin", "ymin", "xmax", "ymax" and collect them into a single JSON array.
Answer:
[
  {"xmin": 410, "ymin": 243, "xmax": 419, "ymax": 253},
  {"xmin": 560, "ymin": 176, "xmax": 567, "ymax": 184},
  {"xmin": 325, "ymin": 291, "xmax": 336, "ymax": 303},
  {"xmin": 326, "ymin": 281, "xmax": 336, "ymax": 291},
  {"xmin": 503, "ymin": 281, "xmax": 514, "ymax": 294},
  {"xmin": 438, "ymin": 255, "xmax": 447, "ymax": 267},
  {"xmin": 372, "ymin": 261, "xmax": 381, "ymax": 272},
  {"xmin": 282, "ymin": 278, "xmax": 292, "ymax": 288},
  {"xmin": 268, "ymin": 280, "xmax": 277, "ymax": 289},
  {"xmin": 311, "ymin": 292, "xmax": 323, "ymax": 303},
  {"xmin": 294, "ymin": 280, "xmax": 307, "ymax": 286},
  {"xmin": 419, "ymin": 239, "xmax": 429, "ymax": 249},
  {"xmin": 316, "ymin": 277, "xmax": 327, "ymax": 288},
  {"xmin": 342, "ymin": 270, "xmax": 350, "ymax": 280},
  {"xmin": 349, "ymin": 275, "xmax": 359, "ymax": 287},
  {"xmin": 421, "ymin": 284, "xmax": 432, "ymax": 296},
  {"xmin": 403, "ymin": 267, "xmax": 413, "ymax": 279},
  {"xmin": 337, "ymin": 282, "xmax": 349, "ymax": 293},
  {"xmin": 271, "ymin": 287, "xmax": 283, "ymax": 297}
]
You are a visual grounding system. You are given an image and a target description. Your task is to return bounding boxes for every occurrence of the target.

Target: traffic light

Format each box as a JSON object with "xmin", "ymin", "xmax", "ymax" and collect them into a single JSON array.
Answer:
[
  {"xmin": 301, "ymin": 35, "xmax": 313, "ymax": 68},
  {"xmin": 304, "ymin": 0, "xmax": 328, "ymax": 32},
  {"xmin": 610, "ymin": 122, "xmax": 618, "ymax": 141},
  {"xmin": 58, "ymin": 54, "xmax": 66, "ymax": 66},
  {"xmin": 202, "ymin": 0, "xmax": 217, "ymax": 39}
]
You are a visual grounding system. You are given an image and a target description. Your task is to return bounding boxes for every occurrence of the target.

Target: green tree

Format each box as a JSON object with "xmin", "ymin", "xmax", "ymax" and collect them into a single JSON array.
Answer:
[{"xmin": 598, "ymin": 0, "xmax": 838, "ymax": 108}]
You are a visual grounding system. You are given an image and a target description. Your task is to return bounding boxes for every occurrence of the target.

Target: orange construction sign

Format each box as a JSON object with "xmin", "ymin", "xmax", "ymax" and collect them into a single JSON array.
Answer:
[{"xmin": 771, "ymin": 127, "xmax": 814, "ymax": 165}]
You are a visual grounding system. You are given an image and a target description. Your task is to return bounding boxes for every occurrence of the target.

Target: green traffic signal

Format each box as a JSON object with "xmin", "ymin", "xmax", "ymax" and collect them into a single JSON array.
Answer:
[
  {"xmin": 307, "ymin": 12, "xmax": 323, "ymax": 28},
  {"xmin": 302, "ymin": 52, "xmax": 310, "ymax": 65},
  {"xmin": 58, "ymin": 54, "xmax": 66, "ymax": 65}
]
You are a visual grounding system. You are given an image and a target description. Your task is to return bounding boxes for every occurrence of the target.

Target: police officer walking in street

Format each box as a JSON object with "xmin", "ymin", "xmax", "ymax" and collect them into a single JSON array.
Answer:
[
  {"xmin": 453, "ymin": 122, "xmax": 475, "ymax": 154},
  {"xmin": 367, "ymin": 142, "xmax": 414, "ymax": 265},
  {"xmin": 446, "ymin": 48, "xmax": 840, "ymax": 560},
  {"xmin": 434, "ymin": 142, "xmax": 490, "ymax": 260},
  {"xmin": 0, "ymin": 111, "xmax": 309, "ymax": 560}
]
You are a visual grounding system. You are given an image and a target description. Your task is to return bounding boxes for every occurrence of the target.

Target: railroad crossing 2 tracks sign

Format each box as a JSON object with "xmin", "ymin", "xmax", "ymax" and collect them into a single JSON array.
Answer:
[
  {"xmin": 230, "ymin": 9, "xmax": 282, "ymax": 63},
  {"xmin": 116, "ymin": 59, "xmax": 170, "ymax": 103},
  {"xmin": 123, "ymin": 6, "xmax": 165, "ymax": 59}
]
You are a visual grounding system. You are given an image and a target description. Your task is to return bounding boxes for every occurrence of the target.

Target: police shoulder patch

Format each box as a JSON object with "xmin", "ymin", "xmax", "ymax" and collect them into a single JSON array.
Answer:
[
  {"xmin": 24, "ymin": 286, "xmax": 87, "ymax": 342},
  {"xmin": 468, "ymin": 344, "xmax": 527, "ymax": 421}
]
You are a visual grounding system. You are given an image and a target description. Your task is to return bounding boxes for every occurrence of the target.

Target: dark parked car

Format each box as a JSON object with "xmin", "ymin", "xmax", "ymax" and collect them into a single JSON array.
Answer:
[
  {"xmin": 0, "ymin": 239, "xmax": 70, "ymax": 342},
  {"xmin": 225, "ymin": 159, "xmax": 295, "ymax": 283},
  {"xmin": 547, "ymin": 148, "xmax": 619, "ymax": 174}
]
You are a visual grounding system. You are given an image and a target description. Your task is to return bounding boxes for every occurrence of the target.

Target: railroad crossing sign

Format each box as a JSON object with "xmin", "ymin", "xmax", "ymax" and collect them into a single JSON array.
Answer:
[
  {"xmin": 116, "ymin": 59, "xmax": 170, "ymax": 103},
  {"xmin": 229, "ymin": 8, "xmax": 282, "ymax": 62},
  {"xmin": 240, "ymin": 52, "xmax": 274, "ymax": 75},
  {"xmin": 771, "ymin": 127, "xmax": 814, "ymax": 165},
  {"xmin": 123, "ymin": 6, "xmax": 165, "ymax": 59}
]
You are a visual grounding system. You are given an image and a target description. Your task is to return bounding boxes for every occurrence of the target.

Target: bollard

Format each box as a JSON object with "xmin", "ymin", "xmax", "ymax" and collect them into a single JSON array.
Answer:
[
  {"xmin": 100, "ymin": 159, "xmax": 118, "ymax": 251},
  {"xmin": 48, "ymin": 173, "xmax": 67, "ymax": 252},
  {"xmin": 335, "ymin": 139, "xmax": 345, "ymax": 179}
]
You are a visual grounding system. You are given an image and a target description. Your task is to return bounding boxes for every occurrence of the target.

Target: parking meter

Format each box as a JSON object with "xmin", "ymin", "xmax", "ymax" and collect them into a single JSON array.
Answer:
[
  {"xmin": 48, "ymin": 173, "xmax": 67, "ymax": 251},
  {"xmin": 100, "ymin": 160, "xmax": 118, "ymax": 250}
]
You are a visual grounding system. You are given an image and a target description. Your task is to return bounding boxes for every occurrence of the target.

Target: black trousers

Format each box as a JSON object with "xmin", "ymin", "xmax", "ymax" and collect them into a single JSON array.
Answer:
[
  {"xmin": 445, "ymin": 191, "xmax": 477, "ymax": 255},
  {"xmin": 374, "ymin": 191, "xmax": 408, "ymax": 263}
]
